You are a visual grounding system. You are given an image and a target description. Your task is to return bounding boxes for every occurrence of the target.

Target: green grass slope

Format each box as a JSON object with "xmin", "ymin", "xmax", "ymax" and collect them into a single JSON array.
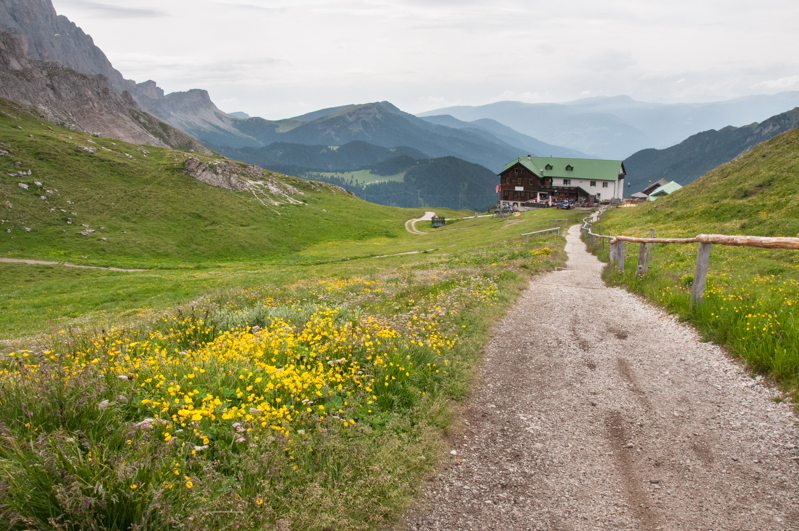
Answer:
[
  {"xmin": 625, "ymin": 125, "xmax": 799, "ymax": 237},
  {"xmin": 589, "ymin": 127, "xmax": 799, "ymax": 397},
  {"xmin": 0, "ymin": 97, "xmax": 420, "ymax": 268}
]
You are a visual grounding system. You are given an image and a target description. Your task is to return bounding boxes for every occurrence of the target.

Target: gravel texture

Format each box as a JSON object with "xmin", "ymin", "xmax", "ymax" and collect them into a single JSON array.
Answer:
[{"xmin": 403, "ymin": 224, "xmax": 799, "ymax": 530}]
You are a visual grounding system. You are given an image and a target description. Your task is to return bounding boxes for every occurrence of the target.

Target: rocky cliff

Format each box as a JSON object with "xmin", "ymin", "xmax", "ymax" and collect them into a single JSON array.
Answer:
[
  {"xmin": 0, "ymin": 31, "xmax": 210, "ymax": 152},
  {"xmin": 0, "ymin": 0, "xmax": 260, "ymax": 148},
  {"xmin": 0, "ymin": 0, "xmax": 134, "ymax": 94}
]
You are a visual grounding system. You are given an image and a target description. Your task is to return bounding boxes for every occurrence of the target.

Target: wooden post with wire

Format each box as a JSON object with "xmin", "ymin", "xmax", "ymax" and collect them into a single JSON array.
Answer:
[
  {"xmin": 644, "ymin": 229, "xmax": 654, "ymax": 273},
  {"xmin": 690, "ymin": 243, "xmax": 712, "ymax": 306}
]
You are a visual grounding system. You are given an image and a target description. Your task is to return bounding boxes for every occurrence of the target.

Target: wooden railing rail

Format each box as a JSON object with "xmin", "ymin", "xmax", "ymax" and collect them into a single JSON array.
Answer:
[
  {"xmin": 521, "ymin": 227, "xmax": 560, "ymax": 243},
  {"xmin": 580, "ymin": 213, "xmax": 799, "ymax": 306},
  {"xmin": 610, "ymin": 234, "xmax": 799, "ymax": 249}
]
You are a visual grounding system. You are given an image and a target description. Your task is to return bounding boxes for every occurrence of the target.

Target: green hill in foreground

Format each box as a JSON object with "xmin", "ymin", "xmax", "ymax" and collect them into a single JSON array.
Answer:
[
  {"xmin": 593, "ymin": 127, "xmax": 799, "ymax": 397},
  {"xmin": 0, "ymin": 97, "xmax": 420, "ymax": 268}
]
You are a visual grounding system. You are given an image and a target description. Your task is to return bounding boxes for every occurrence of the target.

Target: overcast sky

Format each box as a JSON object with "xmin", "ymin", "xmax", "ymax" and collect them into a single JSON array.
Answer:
[{"xmin": 51, "ymin": 0, "xmax": 799, "ymax": 120}]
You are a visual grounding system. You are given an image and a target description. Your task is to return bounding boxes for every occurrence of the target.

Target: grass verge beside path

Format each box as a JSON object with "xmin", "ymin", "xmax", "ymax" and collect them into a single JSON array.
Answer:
[
  {"xmin": 590, "ymin": 234, "xmax": 799, "ymax": 402},
  {"xmin": 582, "ymin": 128, "xmax": 799, "ymax": 402},
  {"xmin": 0, "ymin": 209, "xmax": 584, "ymax": 530}
]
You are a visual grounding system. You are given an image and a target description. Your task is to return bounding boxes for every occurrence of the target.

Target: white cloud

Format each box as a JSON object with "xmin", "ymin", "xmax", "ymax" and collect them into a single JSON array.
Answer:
[{"xmin": 50, "ymin": 0, "xmax": 799, "ymax": 118}]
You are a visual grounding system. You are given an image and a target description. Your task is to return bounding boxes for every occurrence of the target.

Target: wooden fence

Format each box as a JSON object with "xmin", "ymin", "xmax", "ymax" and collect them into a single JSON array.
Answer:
[
  {"xmin": 581, "ymin": 211, "xmax": 799, "ymax": 305},
  {"xmin": 521, "ymin": 227, "xmax": 560, "ymax": 243}
]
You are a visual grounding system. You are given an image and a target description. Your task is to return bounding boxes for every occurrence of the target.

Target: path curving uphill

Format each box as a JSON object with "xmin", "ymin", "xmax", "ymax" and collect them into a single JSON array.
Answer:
[
  {"xmin": 405, "ymin": 212, "xmax": 436, "ymax": 235},
  {"xmin": 405, "ymin": 224, "xmax": 799, "ymax": 530}
]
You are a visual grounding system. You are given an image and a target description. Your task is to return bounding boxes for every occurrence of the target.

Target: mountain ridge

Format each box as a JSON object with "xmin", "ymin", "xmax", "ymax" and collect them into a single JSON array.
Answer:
[
  {"xmin": 421, "ymin": 93, "xmax": 799, "ymax": 159},
  {"xmin": 623, "ymin": 107, "xmax": 799, "ymax": 193}
]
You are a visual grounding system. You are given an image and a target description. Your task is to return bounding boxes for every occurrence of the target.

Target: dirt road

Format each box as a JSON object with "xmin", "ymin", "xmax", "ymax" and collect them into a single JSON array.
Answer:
[
  {"xmin": 404, "ymin": 224, "xmax": 799, "ymax": 530},
  {"xmin": 0, "ymin": 257, "xmax": 145, "ymax": 272},
  {"xmin": 405, "ymin": 212, "xmax": 437, "ymax": 235}
]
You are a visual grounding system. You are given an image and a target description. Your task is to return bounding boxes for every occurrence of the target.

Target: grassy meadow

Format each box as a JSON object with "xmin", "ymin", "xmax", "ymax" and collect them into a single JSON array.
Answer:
[
  {"xmin": 0, "ymin": 97, "xmax": 589, "ymax": 529},
  {"xmin": 585, "ymin": 127, "xmax": 799, "ymax": 399}
]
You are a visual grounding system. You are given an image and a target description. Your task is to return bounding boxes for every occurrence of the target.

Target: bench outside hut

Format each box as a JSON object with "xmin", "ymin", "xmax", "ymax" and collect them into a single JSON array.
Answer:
[{"xmin": 431, "ymin": 216, "xmax": 446, "ymax": 228}]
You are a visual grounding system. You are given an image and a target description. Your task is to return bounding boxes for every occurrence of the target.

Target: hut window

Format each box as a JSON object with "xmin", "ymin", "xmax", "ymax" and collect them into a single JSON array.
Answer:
[
  {"xmin": 602, "ymin": 182, "xmax": 609, "ymax": 188},
  {"xmin": 566, "ymin": 165, "xmax": 573, "ymax": 171},
  {"xmin": 563, "ymin": 179, "xmax": 571, "ymax": 185},
  {"xmin": 545, "ymin": 164, "xmax": 553, "ymax": 170},
  {"xmin": 590, "ymin": 180, "xmax": 597, "ymax": 187}
]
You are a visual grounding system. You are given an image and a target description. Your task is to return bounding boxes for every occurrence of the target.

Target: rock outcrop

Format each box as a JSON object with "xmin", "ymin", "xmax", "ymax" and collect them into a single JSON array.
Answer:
[
  {"xmin": 183, "ymin": 158, "xmax": 304, "ymax": 206},
  {"xmin": 0, "ymin": 32, "xmax": 210, "ymax": 152}
]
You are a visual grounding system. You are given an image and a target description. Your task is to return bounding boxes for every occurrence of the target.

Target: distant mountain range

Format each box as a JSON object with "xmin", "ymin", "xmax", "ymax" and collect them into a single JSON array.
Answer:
[
  {"xmin": 623, "ymin": 107, "xmax": 799, "ymax": 193},
  {"xmin": 420, "ymin": 94, "xmax": 799, "ymax": 160},
  {"xmin": 156, "ymin": 99, "xmax": 574, "ymax": 173},
  {"xmin": 5, "ymin": 0, "xmax": 799, "ymax": 211}
]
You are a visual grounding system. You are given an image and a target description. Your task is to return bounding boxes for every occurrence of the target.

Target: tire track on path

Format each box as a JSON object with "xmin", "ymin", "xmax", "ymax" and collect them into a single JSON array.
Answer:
[{"xmin": 404, "ymin": 224, "xmax": 799, "ymax": 530}]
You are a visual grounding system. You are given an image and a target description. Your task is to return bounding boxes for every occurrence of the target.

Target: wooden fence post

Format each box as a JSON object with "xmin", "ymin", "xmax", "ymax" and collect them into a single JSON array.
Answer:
[
  {"xmin": 644, "ymin": 229, "xmax": 654, "ymax": 273},
  {"xmin": 609, "ymin": 241, "xmax": 616, "ymax": 267},
  {"xmin": 617, "ymin": 236, "xmax": 624, "ymax": 273},
  {"xmin": 690, "ymin": 243, "xmax": 712, "ymax": 306},
  {"xmin": 636, "ymin": 242, "xmax": 646, "ymax": 277}
]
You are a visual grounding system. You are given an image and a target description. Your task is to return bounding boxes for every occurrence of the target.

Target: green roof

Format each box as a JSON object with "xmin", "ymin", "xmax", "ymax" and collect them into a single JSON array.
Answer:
[
  {"xmin": 646, "ymin": 181, "xmax": 683, "ymax": 201},
  {"xmin": 502, "ymin": 156, "xmax": 625, "ymax": 182}
]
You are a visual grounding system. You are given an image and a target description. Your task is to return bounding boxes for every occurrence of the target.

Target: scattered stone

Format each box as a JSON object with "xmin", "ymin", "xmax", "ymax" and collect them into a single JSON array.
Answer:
[
  {"xmin": 17, "ymin": 183, "xmax": 27, "ymax": 190},
  {"xmin": 24, "ymin": 227, "xmax": 31, "ymax": 232},
  {"xmin": 78, "ymin": 146, "xmax": 97, "ymax": 154},
  {"xmin": 135, "ymin": 418, "xmax": 166, "ymax": 430},
  {"xmin": 34, "ymin": 181, "xmax": 42, "ymax": 186},
  {"xmin": 40, "ymin": 196, "xmax": 47, "ymax": 200},
  {"xmin": 450, "ymin": 450, "xmax": 457, "ymax": 455}
]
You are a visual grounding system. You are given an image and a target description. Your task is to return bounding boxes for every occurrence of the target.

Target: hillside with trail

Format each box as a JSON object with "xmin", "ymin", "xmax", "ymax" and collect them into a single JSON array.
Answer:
[{"xmin": 404, "ymin": 224, "xmax": 799, "ymax": 530}]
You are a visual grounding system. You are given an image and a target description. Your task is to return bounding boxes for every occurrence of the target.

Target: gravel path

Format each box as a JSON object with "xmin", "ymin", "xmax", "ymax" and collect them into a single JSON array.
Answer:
[
  {"xmin": 0, "ymin": 257, "xmax": 145, "ymax": 271},
  {"xmin": 404, "ymin": 224, "xmax": 799, "ymax": 530},
  {"xmin": 405, "ymin": 212, "xmax": 436, "ymax": 235}
]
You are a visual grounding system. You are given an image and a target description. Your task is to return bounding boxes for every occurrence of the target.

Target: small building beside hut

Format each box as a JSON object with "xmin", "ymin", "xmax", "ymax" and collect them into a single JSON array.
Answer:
[
  {"xmin": 640, "ymin": 178, "xmax": 668, "ymax": 197},
  {"xmin": 497, "ymin": 156, "xmax": 626, "ymax": 209},
  {"xmin": 646, "ymin": 181, "xmax": 682, "ymax": 201}
]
